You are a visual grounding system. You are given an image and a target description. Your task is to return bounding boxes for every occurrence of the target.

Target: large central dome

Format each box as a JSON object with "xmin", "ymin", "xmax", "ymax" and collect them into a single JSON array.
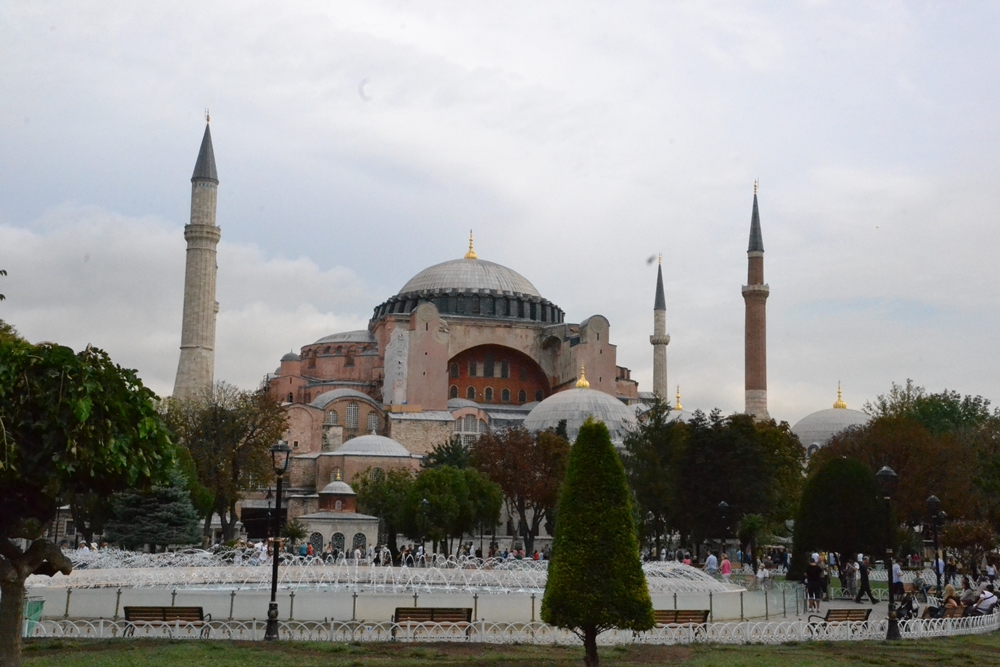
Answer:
[{"xmin": 398, "ymin": 258, "xmax": 541, "ymax": 298}]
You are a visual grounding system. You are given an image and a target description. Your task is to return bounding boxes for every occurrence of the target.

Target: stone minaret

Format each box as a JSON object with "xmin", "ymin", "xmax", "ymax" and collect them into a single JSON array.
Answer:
[
  {"xmin": 742, "ymin": 181, "xmax": 769, "ymax": 419},
  {"xmin": 173, "ymin": 119, "xmax": 220, "ymax": 401},
  {"xmin": 649, "ymin": 254, "xmax": 670, "ymax": 399}
]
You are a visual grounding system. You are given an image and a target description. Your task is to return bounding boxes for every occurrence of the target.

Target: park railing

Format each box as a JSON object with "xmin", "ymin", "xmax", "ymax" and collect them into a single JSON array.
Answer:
[{"xmin": 24, "ymin": 611, "xmax": 999, "ymax": 645}]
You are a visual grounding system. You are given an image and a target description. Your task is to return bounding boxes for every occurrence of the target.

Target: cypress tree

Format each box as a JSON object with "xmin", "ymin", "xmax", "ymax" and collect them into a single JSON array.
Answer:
[{"xmin": 541, "ymin": 417, "xmax": 653, "ymax": 667}]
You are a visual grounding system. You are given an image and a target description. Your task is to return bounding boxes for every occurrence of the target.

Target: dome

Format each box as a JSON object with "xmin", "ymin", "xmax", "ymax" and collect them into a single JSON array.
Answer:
[
  {"xmin": 334, "ymin": 434, "xmax": 412, "ymax": 457},
  {"xmin": 310, "ymin": 388, "xmax": 378, "ymax": 409},
  {"xmin": 281, "ymin": 351, "xmax": 300, "ymax": 362},
  {"xmin": 320, "ymin": 480, "xmax": 355, "ymax": 495},
  {"xmin": 398, "ymin": 258, "xmax": 541, "ymax": 298},
  {"xmin": 313, "ymin": 330, "xmax": 376, "ymax": 345},
  {"xmin": 523, "ymin": 388, "xmax": 636, "ymax": 446},
  {"xmin": 792, "ymin": 387, "xmax": 869, "ymax": 455}
]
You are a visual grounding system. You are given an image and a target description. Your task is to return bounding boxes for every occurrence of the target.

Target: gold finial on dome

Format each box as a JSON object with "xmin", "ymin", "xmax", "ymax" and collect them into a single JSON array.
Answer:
[
  {"xmin": 675, "ymin": 385, "xmax": 682, "ymax": 411},
  {"xmin": 833, "ymin": 382, "xmax": 847, "ymax": 409},
  {"xmin": 576, "ymin": 363, "xmax": 590, "ymax": 389},
  {"xmin": 335, "ymin": 468, "xmax": 343, "ymax": 482},
  {"xmin": 464, "ymin": 230, "xmax": 478, "ymax": 259}
]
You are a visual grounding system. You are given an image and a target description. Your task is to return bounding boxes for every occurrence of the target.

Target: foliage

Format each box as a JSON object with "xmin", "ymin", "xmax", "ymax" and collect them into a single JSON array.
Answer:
[
  {"xmin": 68, "ymin": 491, "xmax": 115, "ymax": 546},
  {"xmin": 401, "ymin": 466, "xmax": 502, "ymax": 555},
  {"xmin": 353, "ymin": 467, "xmax": 415, "ymax": 559},
  {"xmin": 103, "ymin": 475, "xmax": 201, "ymax": 551},
  {"xmin": 788, "ymin": 457, "xmax": 886, "ymax": 580},
  {"xmin": 736, "ymin": 514, "xmax": 773, "ymax": 571},
  {"xmin": 864, "ymin": 380, "xmax": 994, "ymax": 436},
  {"xmin": 281, "ymin": 519, "xmax": 308, "ymax": 545},
  {"xmin": 0, "ymin": 336, "xmax": 174, "ymax": 667},
  {"xmin": 941, "ymin": 520, "xmax": 997, "ymax": 572},
  {"xmin": 165, "ymin": 382, "xmax": 287, "ymax": 541},
  {"xmin": 470, "ymin": 426, "xmax": 570, "ymax": 553},
  {"xmin": 422, "ymin": 436, "xmax": 470, "ymax": 469},
  {"xmin": 541, "ymin": 418, "xmax": 653, "ymax": 667}
]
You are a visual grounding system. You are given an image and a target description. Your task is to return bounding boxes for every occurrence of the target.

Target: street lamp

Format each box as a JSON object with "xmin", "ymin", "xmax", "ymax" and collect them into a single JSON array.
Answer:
[
  {"xmin": 876, "ymin": 465, "xmax": 899, "ymax": 641},
  {"xmin": 264, "ymin": 440, "xmax": 292, "ymax": 641},
  {"xmin": 926, "ymin": 495, "xmax": 946, "ymax": 596},
  {"xmin": 718, "ymin": 502, "xmax": 729, "ymax": 561}
]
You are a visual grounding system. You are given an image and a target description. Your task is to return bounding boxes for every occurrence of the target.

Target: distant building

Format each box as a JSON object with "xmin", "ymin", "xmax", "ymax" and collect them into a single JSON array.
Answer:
[{"xmin": 791, "ymin": 384, "xmax": 870, "ymax": 459}]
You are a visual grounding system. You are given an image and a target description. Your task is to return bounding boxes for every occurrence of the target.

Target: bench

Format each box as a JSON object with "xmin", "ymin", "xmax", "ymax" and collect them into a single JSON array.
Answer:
[
  {"xmin": 653, "ymin": 609, "xmax": 710, "ymax": 626},
  {"xmin": 921, "ymin": 605, "xmax": 965, "ymax": 619},
  {"xmin": 392, "ymin": 607, "xmax": 473, "ymax": 638},
  {"xmin": 808, "ymin": 608, "xmax": 871, "ymax": 624},
  {"xmin": 123, "ymin": 606, "xmax": 212, "ymax": 637}
]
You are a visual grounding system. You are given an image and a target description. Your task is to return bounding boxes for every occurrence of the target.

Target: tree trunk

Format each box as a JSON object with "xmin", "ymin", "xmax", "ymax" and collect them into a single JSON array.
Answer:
[
  {"xmin": 583, "ymin": 625, "xmax": 599, "ymax": 667},
  {"xmin": 0, "ymin": 578, "xmax": 27, "ymax": 667}
]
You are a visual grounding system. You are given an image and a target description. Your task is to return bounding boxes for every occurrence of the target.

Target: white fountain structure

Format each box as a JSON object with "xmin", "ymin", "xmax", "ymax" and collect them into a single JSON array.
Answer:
[{"xmin": 27, "ymin": 548, "xmax": 742, "ymax": 595}]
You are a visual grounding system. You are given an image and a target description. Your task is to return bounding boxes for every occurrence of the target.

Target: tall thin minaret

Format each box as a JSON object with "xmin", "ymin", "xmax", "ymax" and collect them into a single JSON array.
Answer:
[
  {"xmin": 173, "ymin": 117, "xmax": 221, "ymax": 400},
  {"xmin": 742, "ymin": 181, "xmax": 769, "ymax": 419},
  {"xmin": 649, "ymin": 254, "xmax": 670, "ymax": 399}
]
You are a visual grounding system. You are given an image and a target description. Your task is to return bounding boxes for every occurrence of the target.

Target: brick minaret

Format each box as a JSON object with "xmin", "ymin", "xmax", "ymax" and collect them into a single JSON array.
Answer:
[
  {"xmin": 649, "ymin": 254, "xmax": 670, "ymax": 399},
  {"xmin": 173, "ymin": 119, "xmax": 221, "ymax": 400},
  {"xmin": 742, "ymin": 181, "xmax": 769, "ymax": 419}
]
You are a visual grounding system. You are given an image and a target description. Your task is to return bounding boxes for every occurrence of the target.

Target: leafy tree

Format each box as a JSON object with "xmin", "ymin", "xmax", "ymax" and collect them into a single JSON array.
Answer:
[
  {"xmin": 736, "ymin": 514, "xmax": 773, "ymax": 573},
  {"xmin": 281, "ymin": 519, "xmax": 308, "ymax": 547},
  {"xmin": 103, "ymin": 476, "xmax": 201, "ymax": 552},
  {"xmin": 788, "ymin": 457, "xmax": 886, "ymax": 580},
  {"xmin": 402, "ymin": 466, "xmax": 502, "ymax": 555},
  {"xmin": 354, "ymin": 467, "xmax": 415, "ymax": 560},
  {"xmin": 165, "ymin": 382, "xmax": 287, "ymax": 541},
  {"xmin": 541, "ymin": 418, "xmax": 653, "ymax": 667},
  {"xmin": 68, "ymin": 491, "xmax": 115, "ymax": 546},
  {"xmin": 422, "ymin": 436, "xmax": 470, "ymax": 469},
  {"xmin": 865, "ymin": 380, "xmax": 993, "ymax": 436},
  {"xmin": 622, "ymin": 398, "xmax": 687, "ymax": 552},
  {"xmin": 0, "ymin": 336, "xmax": 173, "ymax": 666},
  {"xmin": 941, "ymin": 520, "xmax": 997, "ymax": 574},
  {"xmin": 470, "ymin": 426, "xmax": 570, "ymax": 553}
]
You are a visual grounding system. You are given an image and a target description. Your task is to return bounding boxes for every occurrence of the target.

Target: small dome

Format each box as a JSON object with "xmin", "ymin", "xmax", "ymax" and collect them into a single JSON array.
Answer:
[
  {"xmin": 310, "ymin": 388, "xmax": 378, "ymax": 409},
  {"xmin": 281, "ymin": 351, "xmax": 300, "ymax": 362},
  {"xmin": 320, "ymin": 480, "xmax": 355, "ymax": 495},
  {"xmin": 313, "ymin": 330, "xmax": 376, "ymax": 345},
  {"xmin": 398, "ymin": 258, "xmax": 541, "ymax": 298},
  {"xmin": 334, "ymin": 434, "xmax": 411, "ymax": 457},
  {"xmin": 792, "ymin": 408, "xmax": 869, "ymax": 452},
  {"xmin": 523, "ymin": 388, "xmax": 636, "ymax": 446}
]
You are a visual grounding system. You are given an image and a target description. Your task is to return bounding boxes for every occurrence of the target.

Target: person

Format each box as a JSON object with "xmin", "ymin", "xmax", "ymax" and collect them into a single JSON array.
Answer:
[
  {"xmin": 805, "ymin": 557, "xmax": 823, "ymax": 611},
  {"xmin": 969, "ymin": 584, "xmax": 997, "ymax": 616},
  {"xmin": 306, "ymin": 542, "xmax": 314, "ymax": 557},
  {"xmin": 855, "ymin": 556, "xmax": 878, "ymax": 604},
  {"xmin": 959, "ymin": 576, "xmax": 978, "ymax": 607},
  {"xmin": 757, "ymin": 563, "xmax": 770, "ymax": 590},
  {"xmin": 705, "ymin": 551, "xmax": 718, "ymax": 575},
  {"xmin": 844, "ymin": 559, "xmax": 859, "ymax": 599},
  {"xmin": 891, "ymin": 558, "xmax": 904, "ymax": 598},
  {"xmin": 986, "ymin": 562, "xmax": 997, "ymax": 584},
  {"xmin": 721, "ymin": 554, "xmax": 732, "ymax": 583},
  {"xmin": 683, "ymin": 553, "xmax": 692, "ymax": 566}
]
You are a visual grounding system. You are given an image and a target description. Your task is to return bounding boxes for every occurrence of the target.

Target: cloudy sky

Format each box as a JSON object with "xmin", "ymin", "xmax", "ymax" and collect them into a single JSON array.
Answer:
[{"xmin": 2, "ymin": 2, "xmax": 999, "ymax": 424}]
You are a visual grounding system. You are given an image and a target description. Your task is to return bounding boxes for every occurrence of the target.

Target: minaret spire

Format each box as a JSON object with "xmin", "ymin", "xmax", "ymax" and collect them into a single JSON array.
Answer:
[
  {"xmin": 174, "ymin": 120, "xmax": 221, "ymax": 400},
  {"xmin": 650, "ymin": 253, "xmax": 670, "ymax": 399},
  {"xmin": 742, "ymin": 182, "xmax": 769, "ymax": 419}
]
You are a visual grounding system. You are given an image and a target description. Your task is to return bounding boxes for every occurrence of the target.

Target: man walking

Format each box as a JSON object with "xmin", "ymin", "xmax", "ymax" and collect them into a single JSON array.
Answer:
[{"xmin": 855, "ymin": 556, "xmax": 878, "ymax": 604}]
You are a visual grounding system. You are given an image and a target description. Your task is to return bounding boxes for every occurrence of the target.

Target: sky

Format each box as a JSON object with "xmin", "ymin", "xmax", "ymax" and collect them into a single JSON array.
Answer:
[{"xmin": 2, "ymin": 1, "xmax": 999, "ymax": 425}]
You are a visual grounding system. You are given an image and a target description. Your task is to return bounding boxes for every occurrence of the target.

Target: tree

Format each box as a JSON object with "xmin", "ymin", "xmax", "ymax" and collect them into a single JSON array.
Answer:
[
  {"xmin": 941, "ymin": 520, "xmax": 997, "ymax": 574},
  {"xmin": 470, "ymin": 426, "xmax": 570, "ymax": 553},
  {"xmin": 354, "ymin": 467, "xmax": 415, "ymax": 560},
  {"xmin": 68, "ymin": 491, "xmax": 115, "ymax": 546},
  {"xmin": 788, "ymin": 457, "xmax": 886, "ymax": 580},
  {"xmin": 0, "ymin": 336, "xmax": 174, "ymax": 667},
  {"xmin": 401, "ymin": 466, "xmax": 502, "ymax": 555},
  {"xmin": 622, "ymin": 398, "xmax": 687, "ymax": 552},
  {"xmin": 103, "ymin": 476, "xmax": 201, "ymax": 552},
  {"xmin": 422, "ymin": 436, "xmax": 470, "ymax": 469},
  {"xmin": 166, "ymin": 383, "xmax": 287, "ymax": 541},
  {"xmin": 736, "ymin": 514, "xmax": 772, "ymax": 573},
  {"xmin": 281, "ymin": 519, "xmax": 308, "ymax": 547},
  {"xmin": 541, "ymin": 418, "xmax": 653, "ymax": 667}
]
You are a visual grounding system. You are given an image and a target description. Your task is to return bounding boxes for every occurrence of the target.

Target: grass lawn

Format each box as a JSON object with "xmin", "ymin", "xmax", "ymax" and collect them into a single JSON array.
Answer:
[{"xmin": 19, "ymin": 632, "xmax": 1000, "ymax": 667}]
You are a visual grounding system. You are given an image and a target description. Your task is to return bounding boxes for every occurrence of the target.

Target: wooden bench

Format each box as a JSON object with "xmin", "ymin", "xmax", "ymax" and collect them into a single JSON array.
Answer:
[
  {"xmin": 123, "ymin": 606, "xmax": 211, "ymax": 637},
  {"xmin": 653, "ymin": 609, "xmax": 710, "ymax": 626},
  {"xmin": 808, "ymin": 608, "xmax": 871, "ymax": 624},
  {"xmin": 392, "ymin": 607, "xmax": 473, "ymax": 638},
  {"xmin": 921, "ymin": 605, "xmax": 964, "ymax": 619}
]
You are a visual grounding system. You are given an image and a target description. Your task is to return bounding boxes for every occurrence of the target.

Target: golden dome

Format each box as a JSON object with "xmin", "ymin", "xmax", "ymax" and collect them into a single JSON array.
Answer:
[
  {"xmin": 464, "ymin": 230, "xmax": 478, "ymax": 260},
  {"xmin": 833, "ymin": 382, "xmax": 847, "ymax": 410},
  {"xmin": 575, "ymin": 364, "xmax": 590, "ymax": 389}
]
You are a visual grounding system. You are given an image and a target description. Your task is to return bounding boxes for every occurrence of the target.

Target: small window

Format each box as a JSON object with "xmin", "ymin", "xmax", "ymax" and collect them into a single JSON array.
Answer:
[
  {"xmin": 335, "ymin": 500, "xmax": 343, "ymax": 511},
  {"xmin": 500, "ymin": 361, "xmax": 509, "ymax": 379},
  {"xmin": 346, "ymin": 402, "xmax": 359, "ymax": 429},
  {"xmin": 293, "ymin": 441, "xmax": 299, "ymax": 448},
  {"xmin": 325, "ymin": 411, "xmax": 338, "ymax": 425},
  {"xmin": 519, "ymin": 367, "xmax": 527, "ymax": 381},
  {"xmin": 501, "ymin": 388, "xmax": 511, "ymax": 403},
  {"xmin": 450, "ymin": 385, "xmax": 459, "ymax": 399},
  {"xmin": 366, "ymin": 412, "xmax": 379, "ymax": 433},
  {"xmin": 370, "ymin": 468, "xmax": 384, "ymax": 482},
  {"xmin": 484, "ymin": 354, "xmax": 495, "ymax": 378},
  {"xmin": 518, "ymin": 389, "xmax": 527, "ymax": 403},
  {"xmin": 535, "ymin": 389, "xmax": 544, "ymax": 402},
  {"xmin": 468, "ymin": 361, "xmax": 477, "ymax": 377},
  {"xmin": 466, "ymin": 386, "xmax": 476, "ymax": 400},
  {"xmin": 484, "ymin": 387, "xmax": 494, "ymax": 402},
  {"xmin": 287, "ymin": 393, "xmax": 294, "ymax": 403},
  {"xmin": 450, "ymin": 362, "xmax": 459, "ymax": 378}
]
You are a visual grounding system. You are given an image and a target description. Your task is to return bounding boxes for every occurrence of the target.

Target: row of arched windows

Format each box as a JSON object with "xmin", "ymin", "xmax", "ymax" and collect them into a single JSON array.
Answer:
[
  {"xmin": 450, "ymin": 386, "xmax": 539, "ymax": 403},
  {"xmin": 324, "ymin": 403, "xmax": 380, "ymax": 432}
]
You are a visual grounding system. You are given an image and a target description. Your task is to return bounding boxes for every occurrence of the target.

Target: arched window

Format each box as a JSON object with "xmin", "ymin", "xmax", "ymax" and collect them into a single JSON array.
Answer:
[
  {"xmin": 352, "ymin": 533, "xmax": 367, "ymax": 552},
  {"xmin": 484, "ymin": 387, "xmax": 494, "ymax": 402},
  {"xmin": 501, "ymin": 388, "xmax": 511, "ymax": 403},
  {"xmin": 287, "ymin": 393, "xmax": 294, "ymax": 403},
  {"xmin": 346, "ymin": 402, "xmax": 359, "ymax": 429},
  {"xmin": 324, "ymin": 411, "xmax": 338, "ymax": 425},
  {"xmin": 535, "ymin": 389, "xmax": 544, "ymax": 402},
  {"xmin": 450, "ymin": 385, "xmax": 459, "ymax": 399},
  {"xmin": 518, "ymin": 389, "xmax": 527, "ymax": 403},
  {"xmin": 309, "ymin": 532, "xmax": 324, "ymax": 554},
  {"xmin": 331, "ymin": 533, "xmax": 345, "ymax": 553},
  {"xmin": 370, "ymin": 468, "xmax": 384, "ymax": 482},
  {"xmin": 456, "ymin": 414, "xmax": 484, "ymax": 446},
  {"xmin": 450, "ymin": 362, "xmax": 459, "ymax": 378},
  {"xmin": 335, "ymin": 500, "xmax": 343, "ymax": 511},
  {"xmin": 366, "ymin": 412, "xmax": 379, "ymax": 433},
  {"xmin": 466, "ymin": 386, "xmax": 476, "ymax": 400}
]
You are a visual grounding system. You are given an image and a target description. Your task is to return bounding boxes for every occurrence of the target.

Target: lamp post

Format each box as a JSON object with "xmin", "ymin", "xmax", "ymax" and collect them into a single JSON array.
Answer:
[
  {"xmin": 718, "ymin": 502, "xmax": 729, "ymax": 558},
  {"xmin": 926, "ymin": 495, "xmax": 946, "ymax": 596},
  {"xmin": 876, "ymin": 465, "xmax": 900, "ymax": 641},
  {"xmin": 264, "ymin": 440, "xmax": 292, "ymax": 641}
]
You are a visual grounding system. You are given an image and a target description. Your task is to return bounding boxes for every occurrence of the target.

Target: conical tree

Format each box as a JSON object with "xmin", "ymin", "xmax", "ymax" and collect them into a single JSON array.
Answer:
[{"xmin": 541, "ymin": 417, "xmax": 654, "ymax": 667}]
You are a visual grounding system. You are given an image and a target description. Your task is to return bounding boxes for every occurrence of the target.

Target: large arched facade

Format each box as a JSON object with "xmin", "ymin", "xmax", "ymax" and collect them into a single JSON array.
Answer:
[{"xmin": 447, "ymin": 344, "xmax": 550, "ymax": 405}]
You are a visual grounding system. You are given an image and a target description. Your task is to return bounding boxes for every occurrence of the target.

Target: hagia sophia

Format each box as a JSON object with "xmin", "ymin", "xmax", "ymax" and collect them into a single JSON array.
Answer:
[{"xmin": 173, "ymin": 121, "xmax": 869, "ymax": 550}]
